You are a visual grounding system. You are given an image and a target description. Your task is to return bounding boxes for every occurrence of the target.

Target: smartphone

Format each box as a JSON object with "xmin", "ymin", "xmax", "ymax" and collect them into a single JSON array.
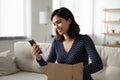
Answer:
[
  {"xmin": 28, "ymin": 39, "xmax": 42, "ymax": 53},
  {"xmin": 28, "ymin": 39, "xmax": 36, "ymax": 46}
]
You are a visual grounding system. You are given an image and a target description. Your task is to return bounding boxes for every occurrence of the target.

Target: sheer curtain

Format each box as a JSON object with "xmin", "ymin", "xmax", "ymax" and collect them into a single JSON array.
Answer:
[
  {"xmin": 0, "ymin": 0, "xmax": 31, "ymax": 37},
  {"xmin": 52, "ymin": 0, "xmax": 93, "ymax": 35}
]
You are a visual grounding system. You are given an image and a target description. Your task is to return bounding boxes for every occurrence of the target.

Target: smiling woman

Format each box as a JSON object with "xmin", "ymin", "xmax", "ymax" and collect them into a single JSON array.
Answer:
[
  {"xmin": 52, "ymin": 0, "xmax": 93, "ymax": 35},
  {"xmin": 32, "ymin": 7, "xmax": 103, "ymax": 80},
  {"xmin": 0, "ymin": 0, "xmax": 31, "ymax": 38}
]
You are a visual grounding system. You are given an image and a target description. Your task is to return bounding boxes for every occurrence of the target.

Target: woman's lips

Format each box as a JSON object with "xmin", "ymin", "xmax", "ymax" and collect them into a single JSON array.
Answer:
[{"xmin": 57, "ymin": 28, "xmax": 62, "ymax": 33}]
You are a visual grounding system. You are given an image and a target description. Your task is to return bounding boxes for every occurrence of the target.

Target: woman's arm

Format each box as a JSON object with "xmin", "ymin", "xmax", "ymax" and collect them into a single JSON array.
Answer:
[
  {"xmin": 83, "ymin": 35, "xmax": 103, "ymax": 74},
  {"xmin": 36, "ymin": 40, "xmax": 57, "ymax": 66}
]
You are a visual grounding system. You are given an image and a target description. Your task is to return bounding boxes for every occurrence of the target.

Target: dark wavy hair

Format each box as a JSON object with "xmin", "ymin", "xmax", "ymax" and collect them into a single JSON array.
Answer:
[{"xmin": 51, "ymin": 7, "xmax": 80, "ymax": 41}]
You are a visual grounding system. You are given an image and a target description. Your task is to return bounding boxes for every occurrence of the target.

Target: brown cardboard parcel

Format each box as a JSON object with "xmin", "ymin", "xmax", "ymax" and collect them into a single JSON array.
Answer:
[{"xmin": 47, "ymin": 62, "xmax": 83, "ymax": 80}]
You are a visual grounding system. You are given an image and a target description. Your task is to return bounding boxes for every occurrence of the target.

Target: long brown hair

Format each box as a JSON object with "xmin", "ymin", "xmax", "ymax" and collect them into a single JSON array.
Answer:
[{"xmin": 51, "ymin": 7, "xmax": 80, "ymax": 42}]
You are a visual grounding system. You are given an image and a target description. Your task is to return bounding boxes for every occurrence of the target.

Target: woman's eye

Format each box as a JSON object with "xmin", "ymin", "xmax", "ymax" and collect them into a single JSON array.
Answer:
[
  {"xmin": 54, "ymin": 20, "xmax": 62, "ymax": 26},
  {"xmin": 57, "ymin": 21, "xmax": 61, "ymax": 24}
]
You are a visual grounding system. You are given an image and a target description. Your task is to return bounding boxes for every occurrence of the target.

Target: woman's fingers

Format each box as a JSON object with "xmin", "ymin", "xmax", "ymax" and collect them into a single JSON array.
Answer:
[
  {"xmin": 32, "ymin": 44, "xmax": 41, "ymax": 55},
  {"xmin": 33, "ymin": 45, "xmax": 38, "ymax": 53},
  {"xmin": 32, "ymin": 44, "xmax": 42, "ymax": 60}
]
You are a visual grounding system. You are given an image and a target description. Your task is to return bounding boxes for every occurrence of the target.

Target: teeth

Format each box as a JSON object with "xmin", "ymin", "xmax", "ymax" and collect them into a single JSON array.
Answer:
[
  {"xmin": 57, "ymin": 28, "xmax": 62, "ymax": 32},
  {"xmin": 58, "ymin": 30, "xmax": 61, "ymax": 32}
]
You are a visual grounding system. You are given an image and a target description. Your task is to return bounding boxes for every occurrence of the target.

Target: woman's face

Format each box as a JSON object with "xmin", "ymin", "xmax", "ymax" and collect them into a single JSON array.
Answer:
[{"xmin": 52, "ymin": 15, "xmax": 71, "ymax": 35}]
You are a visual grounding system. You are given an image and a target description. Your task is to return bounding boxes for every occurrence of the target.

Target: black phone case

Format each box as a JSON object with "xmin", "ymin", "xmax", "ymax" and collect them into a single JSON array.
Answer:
[
  {"xmin": 28, "ymin": 40, "xmax": 43, "ymax": 53},
  {"xmin": 28, "ymin": 40, "xmax": 36, "ymax": 46}
]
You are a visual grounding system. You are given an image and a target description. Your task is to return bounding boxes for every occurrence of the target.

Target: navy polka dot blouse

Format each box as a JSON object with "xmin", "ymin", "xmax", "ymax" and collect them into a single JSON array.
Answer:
[{"xmin": 37, "ymin": 34, "xmax": 103, "ymax": 80}]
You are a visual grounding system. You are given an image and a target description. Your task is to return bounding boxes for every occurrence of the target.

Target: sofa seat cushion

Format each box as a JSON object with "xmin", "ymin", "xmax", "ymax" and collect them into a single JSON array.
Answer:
[{"xmin": 0, "ymin": 71, "xmax": 47, "ymax": 80}]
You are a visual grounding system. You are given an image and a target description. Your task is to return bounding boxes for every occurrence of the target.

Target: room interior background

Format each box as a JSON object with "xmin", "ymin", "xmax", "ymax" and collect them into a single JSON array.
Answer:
[{"xmin": 0, "ymin": 0, "xmax": 120, "ymax": 53}]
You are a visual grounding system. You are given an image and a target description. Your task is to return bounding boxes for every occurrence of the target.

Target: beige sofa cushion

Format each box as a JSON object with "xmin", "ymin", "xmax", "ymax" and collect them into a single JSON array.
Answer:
[
  {"xmin": 104, "ymin": 47, "xmax": 120, "ymax": 67},
  {"xmin": 14, "ymin": 42, "xmax": 51, "ymax": 73},
  {"xmin": 0, "ymin": 50, "xmax": 19, "ymax": 76},
  {"xmin": 92, "ymin": 46, "xmax": 120, "ymax": 80},
  {"xmin": 104, "ymin": 47, "xmax": 120, "ymax": 80}
]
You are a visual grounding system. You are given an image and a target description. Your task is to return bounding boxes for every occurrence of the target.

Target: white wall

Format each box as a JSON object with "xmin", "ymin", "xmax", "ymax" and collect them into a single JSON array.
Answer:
[{"xmin": 31, "ymin": 0, "xmax": 53, "ymax": 43}]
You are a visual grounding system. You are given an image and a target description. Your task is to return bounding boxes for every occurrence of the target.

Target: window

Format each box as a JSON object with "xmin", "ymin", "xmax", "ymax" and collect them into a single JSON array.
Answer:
[
  {"xmin": 52, "ymin": 0, "xmax": 93, "ymax": 35},
  {"xmin": 0, "ymin": 0, "xmax": 31, "ymax": 38}
]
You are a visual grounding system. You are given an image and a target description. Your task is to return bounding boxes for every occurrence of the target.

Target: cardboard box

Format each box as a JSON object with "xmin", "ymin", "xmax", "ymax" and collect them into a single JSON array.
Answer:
[{"xmin": 47, "ymin": 62, "xmax": 83, "ymax": 80}]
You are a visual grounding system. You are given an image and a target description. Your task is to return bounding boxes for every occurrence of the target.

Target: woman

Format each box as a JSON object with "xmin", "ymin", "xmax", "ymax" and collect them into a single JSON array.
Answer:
[{"xmin": 32, "ymin": 7, "xmax": 103, "ymax": 80}]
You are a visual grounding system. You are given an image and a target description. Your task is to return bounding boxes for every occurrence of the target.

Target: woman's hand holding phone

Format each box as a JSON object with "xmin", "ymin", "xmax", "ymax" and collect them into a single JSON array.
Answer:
[
  {"xmin": 28, "ymin": 40, "xmax": 42, "ymax": 60},
  {"xmin": 32, "ymin": 44, "xmax": 42, "ymax": 60}
]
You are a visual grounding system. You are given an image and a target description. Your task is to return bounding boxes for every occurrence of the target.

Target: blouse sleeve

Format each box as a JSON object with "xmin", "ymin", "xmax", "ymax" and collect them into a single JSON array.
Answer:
[
  {"xmin": 36, "ymin": 39, "xmax": 57, "ymax": 66},
  {"xmin": 47, "ymin": 39, "xmax": 57, "ymax": 62},
  {"xmin": 83, "ymin": 35, "xmax": 103, "ymax": 74}
]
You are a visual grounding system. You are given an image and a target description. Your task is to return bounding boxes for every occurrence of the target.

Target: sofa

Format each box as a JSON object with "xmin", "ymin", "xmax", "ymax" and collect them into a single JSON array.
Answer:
[{"xmin": 0, "ymin": 41, "xmax": 120, "ymax": 80}]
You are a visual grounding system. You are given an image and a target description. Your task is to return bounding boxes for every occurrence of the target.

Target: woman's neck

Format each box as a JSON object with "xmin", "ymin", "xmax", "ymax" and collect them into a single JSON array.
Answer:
[{"xmin": 63, "ymin": 34, "xmax": 73, "ymax": 41}]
